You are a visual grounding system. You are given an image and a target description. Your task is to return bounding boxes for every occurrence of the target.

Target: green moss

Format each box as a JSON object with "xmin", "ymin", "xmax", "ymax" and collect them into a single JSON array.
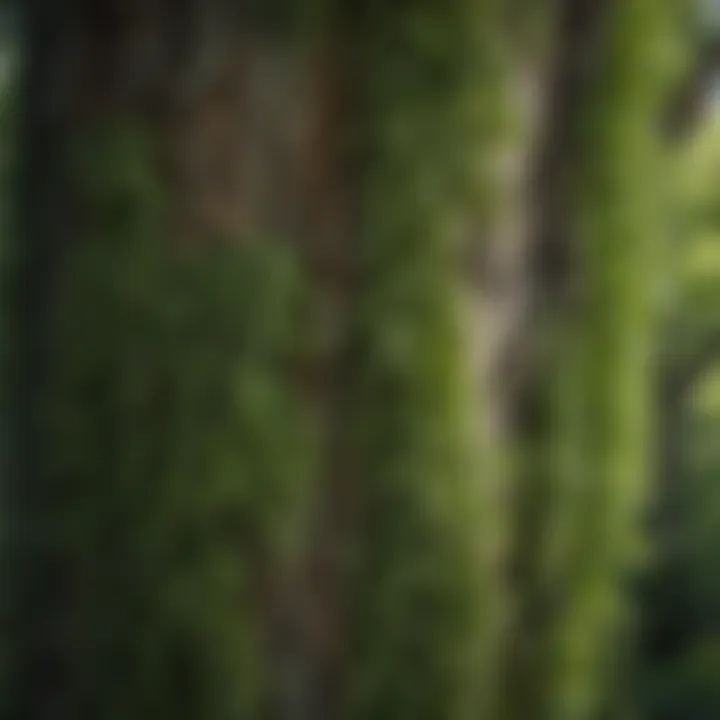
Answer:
[
  {"xmin": 11, "ymin": 120, "xmax": 315, "ymax": 718},
  {"xmin": 541, "ymin": 3, "xmax": 682, "ymax": 719},
  {"xmin": 341, "ymin": 3, "xmax": 508, "ymax": 719}
]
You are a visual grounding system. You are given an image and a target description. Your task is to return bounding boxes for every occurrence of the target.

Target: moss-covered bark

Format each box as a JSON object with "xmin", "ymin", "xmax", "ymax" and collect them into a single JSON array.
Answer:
[
  {"xmin": 5, "ymin": 2, "xmax": 508, "ymax": 719},
  {"xmin": 342, "ymin": 2, "xmax": 508, "ymax": 718},
  {"xmin": 5, "ymin": 5, "xmax": 326, "ymax": 719},
  {"xmin": 4, "ymin": 2, "xmax": 685, "ymax": 720},
  {"xmin": 7, "ymin": 108, "xmax": 315, "ymax": 720},
  {"xmin": 501, "ymin": 2, "xmax": 683, "ymax": 720}
]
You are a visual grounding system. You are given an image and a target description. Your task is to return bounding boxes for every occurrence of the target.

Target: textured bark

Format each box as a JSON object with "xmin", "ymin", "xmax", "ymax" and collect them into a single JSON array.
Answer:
[
  {"xmin": 498, "ymin": 2, "xmax": 610, "ymax": 717},
  {"xmin": 500, "ymin": 1, "xmax": 679, "ymax": 718},
  {"xmin": 10, "ymin": 3, "xmax": 352, "ymax": 719},
  {"xmin": 7, "ymin": 3, "xmax": 682, "ymax": 720},
  {"xmin": 475, "ymin": 29, "xmax": 558, "ymax": 720}
]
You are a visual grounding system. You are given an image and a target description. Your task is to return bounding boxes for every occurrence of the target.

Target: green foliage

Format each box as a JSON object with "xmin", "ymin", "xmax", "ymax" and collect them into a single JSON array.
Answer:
[
  {"xmin": 638, "ymin": 393, "xmax": 720, "ymax": 719},
  {"xmin": 664, "ymin": 120, "xmax": 720, "ymax": 357},
  {"xmin": 636, "ymin": 111, "xmax": 720, "ymax": 720}
]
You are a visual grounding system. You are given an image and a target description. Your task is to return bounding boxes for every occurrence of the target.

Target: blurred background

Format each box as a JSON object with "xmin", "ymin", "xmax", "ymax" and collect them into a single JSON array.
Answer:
[{"xmin": 2, "ymin": 2, "xmax": 720, "ymax": 720}]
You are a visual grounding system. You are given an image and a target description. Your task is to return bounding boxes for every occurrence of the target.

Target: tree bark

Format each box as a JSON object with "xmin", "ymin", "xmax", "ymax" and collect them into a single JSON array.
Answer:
[
  {"xmin": 5, "ymin": 2, "xmax": 685, "ymax": 720},
  {"xmin": 8, "ymin": 3, "xmax": 354, "ymax": 719},
  {"xmin": 7, "ymin": 3, "xmax": 503, "ymax": 720}
]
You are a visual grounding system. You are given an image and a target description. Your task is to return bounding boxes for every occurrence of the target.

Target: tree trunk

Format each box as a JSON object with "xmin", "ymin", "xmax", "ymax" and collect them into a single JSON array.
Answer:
[
  {"xmin": 8, "ymin": 3, "xmax": 352, "ymax": 719},
  {"xmin": 4, "ymin": 1, "xmax": 684, "ymax": 720},
  {"xmin": 501, "ymin": 1, "xmax": 681, "ymax": 719},
  {"xmin": 5, "ymin": 3, "xmax": 504, "ymax": 720}
]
